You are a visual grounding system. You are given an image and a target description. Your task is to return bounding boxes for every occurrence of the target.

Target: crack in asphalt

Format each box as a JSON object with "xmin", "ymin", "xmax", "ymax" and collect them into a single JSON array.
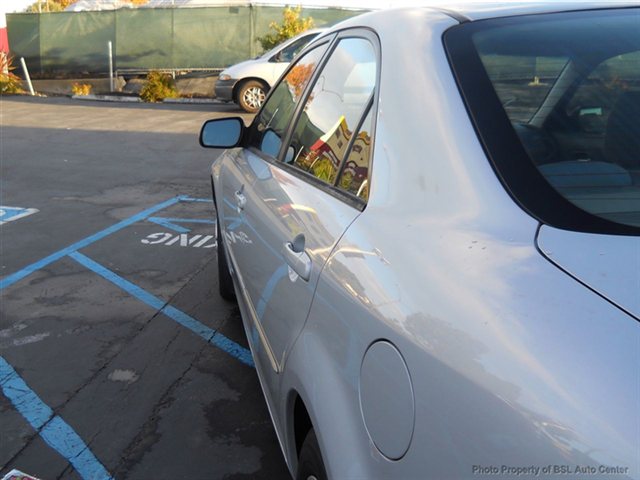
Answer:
[{"xmin": 112, "ymin": 340, "xmax": 211, "ymax": 477}]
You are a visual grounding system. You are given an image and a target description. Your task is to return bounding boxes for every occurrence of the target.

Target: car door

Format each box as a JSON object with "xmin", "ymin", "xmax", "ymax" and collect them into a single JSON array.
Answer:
[{"xmin": 219, "ymin": 31, "xmax": 379, "ymax": 402}]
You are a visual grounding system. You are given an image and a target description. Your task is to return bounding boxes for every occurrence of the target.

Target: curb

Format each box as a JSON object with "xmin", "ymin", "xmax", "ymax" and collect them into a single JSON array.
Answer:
[
  {"xmin": 70, "ymin": 95, "xmax": 220, "ymax": 104},
  {"xmin": 162, "ymin": 98, "xmax": 220, "ymax": 104},
  {"xmin": 72, "ymin": 94, "xmax": 142, "ymax": 103}
]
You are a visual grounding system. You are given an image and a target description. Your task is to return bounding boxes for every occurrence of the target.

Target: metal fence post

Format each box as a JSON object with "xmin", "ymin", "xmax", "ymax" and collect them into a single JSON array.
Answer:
[
  {"xmin": 20, "ymin": 57, "xmax": 35, "ymax": 96},
  {"xmin": 250, "ymin": 5, "xmax": 256, "ymax": 59},
  {"xmin": 108, "ymin": 41, "xmax": 114, "ymax": 91}
]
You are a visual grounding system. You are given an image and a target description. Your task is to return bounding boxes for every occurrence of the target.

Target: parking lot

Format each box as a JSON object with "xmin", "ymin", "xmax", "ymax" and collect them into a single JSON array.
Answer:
[{"xmin": 0, "ymin": 97, "xmax": 290, "ymax": 479}]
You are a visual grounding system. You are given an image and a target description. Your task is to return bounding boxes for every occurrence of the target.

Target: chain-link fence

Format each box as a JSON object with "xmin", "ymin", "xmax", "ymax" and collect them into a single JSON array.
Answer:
[{"xmin": 6, "ymin": 6, "xmax": 360, "ymax": 76}]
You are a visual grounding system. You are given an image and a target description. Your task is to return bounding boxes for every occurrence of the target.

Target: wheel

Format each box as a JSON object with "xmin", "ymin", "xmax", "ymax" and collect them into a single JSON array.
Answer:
[
  {"xmin": 216, "ymin": 217, "xmax": 236, "ymax": 301},
  {"xmin": 237, "ymin": 80, "xmax": 267, "ymax": 113},
  {"xmin": 296, "ymin": 429, "xmax": 327, "ymax": 480}
]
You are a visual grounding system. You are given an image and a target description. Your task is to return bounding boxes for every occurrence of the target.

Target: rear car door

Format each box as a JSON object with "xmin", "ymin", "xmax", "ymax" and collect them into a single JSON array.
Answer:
[{"xmin": 219, "ymin": 31, "xmax": 378, "ymax": 401}]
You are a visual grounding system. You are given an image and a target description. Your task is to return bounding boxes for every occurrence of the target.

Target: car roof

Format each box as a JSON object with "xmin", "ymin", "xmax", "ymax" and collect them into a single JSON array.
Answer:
[{"xmin": 423, "ymin": 1, "xmax": 638, "ymax": 22}]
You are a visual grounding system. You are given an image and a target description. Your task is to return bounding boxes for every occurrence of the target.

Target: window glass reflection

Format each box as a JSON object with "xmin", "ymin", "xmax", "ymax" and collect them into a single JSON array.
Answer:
[
  {"xmin": 249, "ymin": 43, "xmax": 329, "ymax": 157},
  {"xmin": 338, "ymin": 108, "xmax": 373, "ymax": 200},
  {"xmin": 286, "ymin": 38, "xmax": 376, "ymax": 190}
]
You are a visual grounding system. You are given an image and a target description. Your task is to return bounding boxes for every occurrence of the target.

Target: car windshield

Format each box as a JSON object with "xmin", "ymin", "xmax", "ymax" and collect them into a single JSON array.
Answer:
[
  {"xmin": 260, "ymin": 32, "xmax": 317, "ymax": 61},
  {"xmin": 449, "ymin": 8, "xmax": 640, "ymax": 231}
]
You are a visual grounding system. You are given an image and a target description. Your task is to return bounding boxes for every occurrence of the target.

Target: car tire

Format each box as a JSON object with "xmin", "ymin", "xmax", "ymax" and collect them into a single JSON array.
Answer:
[
  {"xmin": 237, "ymin": 80, "xmax": 267, "ymax": 113},
  {"xmin": 216, "ymin": 216, "xmax": 236, "ymax": 301},
  {"xmin": 296, "ymin": 429, "xmax": 327, "ymax": 480}
]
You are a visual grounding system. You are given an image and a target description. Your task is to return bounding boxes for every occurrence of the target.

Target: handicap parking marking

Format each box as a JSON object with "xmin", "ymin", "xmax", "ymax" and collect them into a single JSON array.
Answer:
[
  {"xmin": 1, "ymin": 194, "xmax": 253, "ymax": 477},
  {"xmin": 0, "ymin": 206, "xmax": 39, "ymax": 225},
  {"xmin": 68, "ymin": 252, "xmax": 253, "ymax": 367},
  {"xmin": 0, "ymin": 193, "xmax": 250, "ymax": 366},
  {"xmin": 0, "ymin": 195, "xmax": 211, "ymax": 291}
]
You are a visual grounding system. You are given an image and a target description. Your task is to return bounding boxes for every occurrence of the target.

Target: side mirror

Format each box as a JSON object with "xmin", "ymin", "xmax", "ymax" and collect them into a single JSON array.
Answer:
[{"xmin": 200, "ymin": 117, "xmax": 245, "ymax": 148}]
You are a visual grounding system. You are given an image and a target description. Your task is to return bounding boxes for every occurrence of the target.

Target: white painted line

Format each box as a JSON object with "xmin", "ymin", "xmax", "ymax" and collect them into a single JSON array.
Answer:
[{"xmin": 0, "ymin": 206, "xmax": 39, "ymax": 225}]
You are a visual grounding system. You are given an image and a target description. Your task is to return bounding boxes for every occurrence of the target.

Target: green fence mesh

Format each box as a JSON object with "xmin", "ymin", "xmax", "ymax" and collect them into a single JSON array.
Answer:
[{"xmin": 6, "ymin": 6, "xmax": 361, "ymax": 76}]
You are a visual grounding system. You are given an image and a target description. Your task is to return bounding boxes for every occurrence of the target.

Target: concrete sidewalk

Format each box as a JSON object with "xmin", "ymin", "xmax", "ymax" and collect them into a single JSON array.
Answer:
[{"xmin": 25, "ymin": 74, "xmax": 218, "ymax": 99}]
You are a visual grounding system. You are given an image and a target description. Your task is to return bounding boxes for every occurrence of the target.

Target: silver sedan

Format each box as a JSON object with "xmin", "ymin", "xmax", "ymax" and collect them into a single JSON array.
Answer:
[{"xmin": 200, "ymin": 3, "xmax": 640, "ymax": 479}]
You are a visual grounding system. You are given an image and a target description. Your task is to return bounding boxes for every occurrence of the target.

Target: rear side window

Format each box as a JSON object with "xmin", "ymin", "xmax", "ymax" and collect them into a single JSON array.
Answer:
[
  {"xmin": 446, "ymin": 8, "xmax": 640, "ymax": 233},
  {"xmin": 284, "ymin": 37, "xmax": 377, "ymax": 200}
]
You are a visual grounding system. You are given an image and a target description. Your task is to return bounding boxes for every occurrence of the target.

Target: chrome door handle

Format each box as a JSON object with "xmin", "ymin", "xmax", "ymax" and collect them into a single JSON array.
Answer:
[
  {"xmin": 282, "ymin": 238, "xmax": 311, "ymax": 281},
  {"xmin": 234, "ymin": 185, "xmax": 246, "ymax": 212}
]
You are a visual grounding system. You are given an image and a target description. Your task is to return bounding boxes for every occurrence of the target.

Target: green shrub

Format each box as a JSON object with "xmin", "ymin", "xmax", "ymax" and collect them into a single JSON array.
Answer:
[
  {"xmin": 140, "ymin": 71, "xmax": 178, "ymax": 102},
  {"xmin": 257, "ymin": 6, "xmax": 314, "ymax": 51},
  {"xmin": 0, "ymin": 54, "xmax": 25, "ymax": 94}
]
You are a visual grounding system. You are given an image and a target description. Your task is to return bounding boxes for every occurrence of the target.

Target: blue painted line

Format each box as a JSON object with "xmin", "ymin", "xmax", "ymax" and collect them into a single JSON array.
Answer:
[
  {"xmin": 69, "ymin": 252, "xmax": 254, "ymax": 368},
  {"xmin": 228, "ymin": 219, "xmax": 242, "ymax": 230},
  {"xmin": 0, "ymin": 356, "xmax": 112, "ymax": 480},
  {"xmin": 0, "ymin": 196, "xmax": 182, "ymax": 291},
  {"xmin": 223, "ymin": 198, "xmax": 236, "ymax": 210},
  {"xmin": 179, "ymin": 196, "xmax": 213, "ymax": 203},
  {"xmin": 256, "ymin": 265, "xmax": 288, "ymax": 321},
  {"xmin": 147, "ymin": 217, "xmax": 215, "ymax": 234}
]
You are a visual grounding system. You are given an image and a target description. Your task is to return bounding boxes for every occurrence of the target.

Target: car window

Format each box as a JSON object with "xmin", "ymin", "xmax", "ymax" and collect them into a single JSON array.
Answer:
[
  {"xmin": 284, "ymin": 37, "xmax": 376, "ymax": 195},
  {"xmin": 480, "ymin": 55, "xmax": 568, "ymax": 123},
  {"xmin": 447, "ymin": 9, "xmax": 640, "ymax": 232},
  {"xmin": 247, "ymin": 43, "xmax": 329, "ymax": 158},
  {"xmin": 278, "ymin": 33, "xmax": 318, "ymax": 63}
]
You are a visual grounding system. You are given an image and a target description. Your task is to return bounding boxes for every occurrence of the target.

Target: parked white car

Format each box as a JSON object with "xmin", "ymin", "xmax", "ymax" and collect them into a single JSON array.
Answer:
[
  {"xmin": 215, "ymin": 28, "xmax": 326, "ymax": 113},
  {"xmin": 201, "ymin": 3, "xmax": 639, "ymax": 479}
]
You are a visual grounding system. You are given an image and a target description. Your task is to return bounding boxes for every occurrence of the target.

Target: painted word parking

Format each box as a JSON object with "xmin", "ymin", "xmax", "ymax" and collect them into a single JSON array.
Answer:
[
  {"xmin": 0, "ymin": 195, "xmax": 254, "ymax": 480},
  {"xmin": 143, "ymin": 214, "xmax": 217, "ymax": 248}
]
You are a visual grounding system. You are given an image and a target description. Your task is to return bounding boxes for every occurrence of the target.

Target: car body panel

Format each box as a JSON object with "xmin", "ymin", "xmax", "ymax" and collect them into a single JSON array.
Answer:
[
  {"xmin": 427, "ymin": 1, "xmax": 637, "ymax": 21},
  {"xmin": 305, "ymin": 213, "xmax": 639, "ymax": 479},
  {"xmin": 206, "ymin": 4, "xmax": 640, "ymax": 479},
  {"xmin": 216, "ymin": 146, "xmax": 361, "ymax": 404},
  {"xmin": 537, "ymin": 225, "xmax": 640, "ymax": 318}
]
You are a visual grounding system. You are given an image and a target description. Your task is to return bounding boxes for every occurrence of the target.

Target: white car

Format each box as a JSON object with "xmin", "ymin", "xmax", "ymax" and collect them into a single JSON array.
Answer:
[{"xmin": 214, "ymin": 28, "xmax": 326, "ymax": 113}]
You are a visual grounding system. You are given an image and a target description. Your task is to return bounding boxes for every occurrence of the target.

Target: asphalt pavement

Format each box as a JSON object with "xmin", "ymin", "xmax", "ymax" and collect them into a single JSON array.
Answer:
[{"xmin": 0, "ymin": 96, "xmax": 290, "ymax": 479}]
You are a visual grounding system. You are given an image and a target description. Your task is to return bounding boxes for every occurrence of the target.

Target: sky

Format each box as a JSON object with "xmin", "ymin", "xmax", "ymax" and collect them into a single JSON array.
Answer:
[
  {"xmin": 0, "ymin": 0, "xmax": 480, "ymax": 14},
  {"xmin": 2, "ymin": 0, "xmax": 34, "ymax": 13},
  {"xmin": 0, "ymin": 0, "xmax": 612, "ymax": 15}
]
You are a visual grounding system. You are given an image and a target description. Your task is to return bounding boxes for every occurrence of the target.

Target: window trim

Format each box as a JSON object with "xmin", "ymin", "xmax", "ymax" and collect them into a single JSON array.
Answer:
[
  {"xmin": 443, "ymin": 8, "xmax": 640, "ymax": 236},
  {"xmin": 334, "ymin": 96, "xmax": 374, "ymax": 195}
]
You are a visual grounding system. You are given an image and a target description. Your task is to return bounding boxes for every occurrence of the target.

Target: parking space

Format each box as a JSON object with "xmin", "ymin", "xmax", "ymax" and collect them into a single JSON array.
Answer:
[{"xmin": 0, "ymin": 97, "xmax": 290, "ymax": 479}]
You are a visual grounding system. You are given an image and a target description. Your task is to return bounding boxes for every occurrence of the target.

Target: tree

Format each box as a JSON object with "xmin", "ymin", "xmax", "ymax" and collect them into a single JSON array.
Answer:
[
  {"xmin": 26, "ymin": 0, "xmax": 72, "ymax": 13},
  {"xmin": 25, "ymin": 0, "xmax": 148, "ymax": 13},
  {"xmin": 257, "ymin": 6, "xmax": 314, "ymax": 52}
]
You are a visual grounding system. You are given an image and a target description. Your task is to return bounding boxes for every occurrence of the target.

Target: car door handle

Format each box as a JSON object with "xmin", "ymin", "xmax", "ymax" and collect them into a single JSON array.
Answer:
[
  {"xmin": 234, "ymin": 185, "xmax": 246, "ymax": 212},
  {"xmin": 282, "ymin": 236, "xmax": 311, "ymax": 281}
]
